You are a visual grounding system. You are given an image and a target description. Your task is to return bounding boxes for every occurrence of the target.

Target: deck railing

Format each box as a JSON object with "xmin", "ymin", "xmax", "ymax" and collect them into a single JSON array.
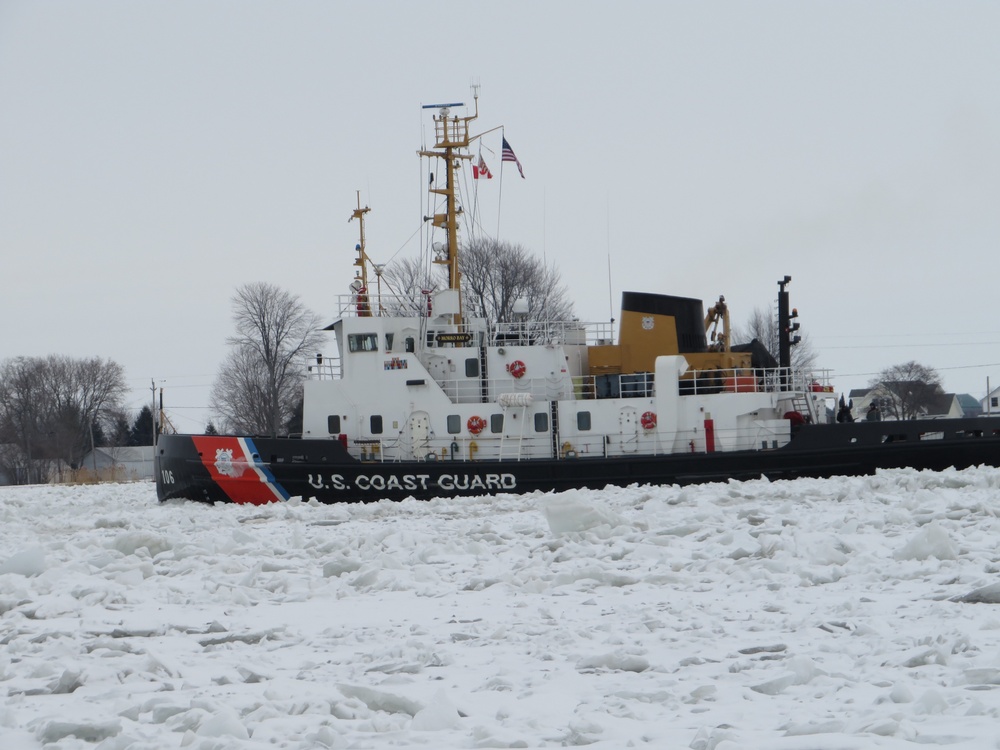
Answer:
[
  {"xmin": 349, "ymin": 419, "xmax": 791, "ymax": 463},
  {"xmin": 307, "ymin": 359, "xmax": 834, "ymax": 406},
  {"xmin": 329, "ymin": 292, "xmax": 614, "ymax": 344}
]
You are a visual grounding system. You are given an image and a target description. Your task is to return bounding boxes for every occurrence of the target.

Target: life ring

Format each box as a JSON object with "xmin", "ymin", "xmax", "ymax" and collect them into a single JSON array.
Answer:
[
  {"xmin": 507, "ymin": 360, "xmax": 527, "ymax": 379},
  {"xmin": 641, "ymin": 411, "xmax": 657, "ymax": 430},
  {"xmin": 467, "ymin": 415, "xmax": 487, "ymax": 435}
]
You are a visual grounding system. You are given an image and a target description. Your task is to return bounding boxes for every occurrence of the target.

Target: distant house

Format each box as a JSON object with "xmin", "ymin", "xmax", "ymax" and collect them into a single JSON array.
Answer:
[
  {"xmin": 849, "ymin": 386, "xmax": 963, "ymax": 420},
  {"xmin": 957, "ymin": 393, "xmax": 983, "ymax": 419},
  {"xmin": 77, "ymin": 446, "xmax": 155, "ymax": 482},
  {"xmin": 981, "ymin": 386, "xmax": 1000, "ymax": 416},
  {"xmin": 924, "ymin": 393, "xmax": 964, "ymax": 419}
]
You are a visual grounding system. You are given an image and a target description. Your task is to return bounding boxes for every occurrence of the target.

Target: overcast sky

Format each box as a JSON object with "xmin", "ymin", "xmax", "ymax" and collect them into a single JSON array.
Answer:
[{"xmin": 2, "ymin": 1, "xmax": 999, "ymax": 431}]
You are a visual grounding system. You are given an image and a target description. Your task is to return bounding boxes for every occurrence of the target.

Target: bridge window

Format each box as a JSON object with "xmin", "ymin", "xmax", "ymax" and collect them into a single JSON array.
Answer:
[{"xmin": 348, "ymin": 333, "xmax": 379, "ymax": 353}]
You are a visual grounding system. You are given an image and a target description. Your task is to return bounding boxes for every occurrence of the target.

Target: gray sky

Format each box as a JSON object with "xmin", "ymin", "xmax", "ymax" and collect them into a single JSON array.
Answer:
[{"xmin": 3, "ymin": 1, "xmax": 999, "ymax": 431}]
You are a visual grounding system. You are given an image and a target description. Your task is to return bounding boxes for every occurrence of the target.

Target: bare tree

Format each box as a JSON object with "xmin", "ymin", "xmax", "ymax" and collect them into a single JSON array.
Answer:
[
  {"xmin": 211, "ymin": 344, "xmax": 273, "ymax": 435},
  {"xmin": 868, "ymin": 361, "xmax": 944, "ymax": 421},
  {"xmin": 459, "ymin": 238, "xmax": 574, "ymax": 328},
  {"xmin": 0, "ymin": 443, "xmax": 27, "ymax": 485},
  {"xmin": 380, "ymin": 256, "xmax": 438, "ymax": 316},
  {"xmin": 0, "ymin": 355, "xmax": 127, "ymax": 483},
  {"xmin": 379, "ymin": 239, "xmax": 574, "ymax": 331},
  {"xmin": 732, "ymin": 305, "xmax": 818, "ymax": 372},
  {"xmin": 71, "ymin": 356, "xmax": 128, "ymax": 460},
  {"xmin": 0, "ymin": 357, "xmax": 46, "ymax": 483},
  {"xmin": 210, "ymin": 282, "xmax": 324, "ymax": 437}
]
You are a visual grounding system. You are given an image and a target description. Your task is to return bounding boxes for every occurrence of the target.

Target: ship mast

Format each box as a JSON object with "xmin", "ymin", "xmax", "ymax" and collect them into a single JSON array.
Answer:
[
  {"xmin": 350, "ymin": 191, "xmax": 372, "ymax": 317},
  {"xmin": 419, "ymin": 91, "xmax": 479, "ymax": 325}
]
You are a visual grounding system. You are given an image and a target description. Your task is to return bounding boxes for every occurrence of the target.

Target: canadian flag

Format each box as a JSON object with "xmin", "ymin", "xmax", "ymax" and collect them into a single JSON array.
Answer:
[{"xmin": 472, "ymin": 154, "xmax": 493, "ymax": 180}]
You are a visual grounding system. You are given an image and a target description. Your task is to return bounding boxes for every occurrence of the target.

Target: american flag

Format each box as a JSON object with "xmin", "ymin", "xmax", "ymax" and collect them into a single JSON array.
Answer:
[{"xmin": 501, "ymin": 137, "xmax": 525, "ymax": 179}]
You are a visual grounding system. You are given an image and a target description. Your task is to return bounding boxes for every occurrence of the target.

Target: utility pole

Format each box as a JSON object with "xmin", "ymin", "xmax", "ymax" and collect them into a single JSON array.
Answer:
[{"xmin": 151, "ymin": 379, "xmax": 158, "ymax": 448}]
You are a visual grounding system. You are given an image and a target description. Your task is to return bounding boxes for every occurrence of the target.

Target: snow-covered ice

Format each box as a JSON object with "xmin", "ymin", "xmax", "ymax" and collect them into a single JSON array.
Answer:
[{"xmin": 5, "ymin": 468, "xmax": 1000, "ymax": 748}]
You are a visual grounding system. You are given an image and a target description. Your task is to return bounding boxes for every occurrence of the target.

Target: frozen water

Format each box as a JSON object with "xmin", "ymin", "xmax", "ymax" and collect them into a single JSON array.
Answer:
[
  {"xmin": 4, "ymin": 468, "xmax": 1000, "ymax": 747},
  {"xmin": 0, "ymin": 546, "xmax": 46, "ymax": 577}
]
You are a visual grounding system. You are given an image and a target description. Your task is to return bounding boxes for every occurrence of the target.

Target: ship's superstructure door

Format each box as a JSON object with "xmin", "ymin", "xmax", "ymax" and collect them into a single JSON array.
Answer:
[
  {"xmin": 619, "ymin": 406, "xmax": 639, "ymax": 454},
  {"xmin": 409, "ymin": 411, "xmax": 431, "ymax": 460}
]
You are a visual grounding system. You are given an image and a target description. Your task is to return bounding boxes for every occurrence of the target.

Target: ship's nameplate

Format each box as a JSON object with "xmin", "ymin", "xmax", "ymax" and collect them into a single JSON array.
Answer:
[{"xmin": 436, "ymin": 332, "xmax": 473, "ymax": 344}]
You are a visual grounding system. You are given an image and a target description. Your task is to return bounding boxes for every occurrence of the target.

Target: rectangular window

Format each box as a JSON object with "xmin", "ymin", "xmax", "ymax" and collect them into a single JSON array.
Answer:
[
  {"xmin": 534, "ymin": 412, "xmax": 549, "ymax": 432},
  {"xmin": 577, "ymin": 411, "xmax": 591, "ymax": 431},
  {"xmin": 465, "ymin": 358, "xmax": 479, "ymax": 377},
  {"xmin": 490, "ymin": 414, "xmax": 504, "ymax": 433},
  {"xmin": 447, "ymin": 414, "xmax": 461, "ymax": 434},
  {"xmin": 348, "ymin": 333, "xmax": 379, "ymax": 353},
  {"xmin": 370, "ymin": 415, "xmax": 383, "ymax": 434},
  {"xmin": 992, "ymin": 397, "xmax": 998, "ymax": 408},
  {"xmin": 327, "ymin": 415, "xmax": 341, "ymax": 434}
]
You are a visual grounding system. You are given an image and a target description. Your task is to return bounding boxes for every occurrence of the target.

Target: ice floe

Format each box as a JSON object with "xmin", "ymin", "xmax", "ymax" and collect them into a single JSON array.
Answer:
[{"xmin": 4, "ymin": 468, "xmax": 1000, "ymax": 747}]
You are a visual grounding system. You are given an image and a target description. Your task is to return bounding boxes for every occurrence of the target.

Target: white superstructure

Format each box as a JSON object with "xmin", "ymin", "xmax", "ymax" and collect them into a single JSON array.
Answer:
[{"xmin": 302, "ymin": 289, "xmax": 833, "ymax": 465}]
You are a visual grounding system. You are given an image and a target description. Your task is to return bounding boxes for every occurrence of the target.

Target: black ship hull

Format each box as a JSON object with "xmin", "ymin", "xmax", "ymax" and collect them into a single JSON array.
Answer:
[{"xmin": 155, "ymin": 417, "xmax": 1000, "ymax": 504}]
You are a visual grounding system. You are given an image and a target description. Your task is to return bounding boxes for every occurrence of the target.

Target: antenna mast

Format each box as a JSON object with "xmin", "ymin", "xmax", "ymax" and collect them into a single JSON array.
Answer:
[
  {"xmin": 349, "ymin": 191, "xmax": 372, "ymax": 316},
  {"xmin": 419, "ymin": 91, "xmax": 479, "ymax": 325}
]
